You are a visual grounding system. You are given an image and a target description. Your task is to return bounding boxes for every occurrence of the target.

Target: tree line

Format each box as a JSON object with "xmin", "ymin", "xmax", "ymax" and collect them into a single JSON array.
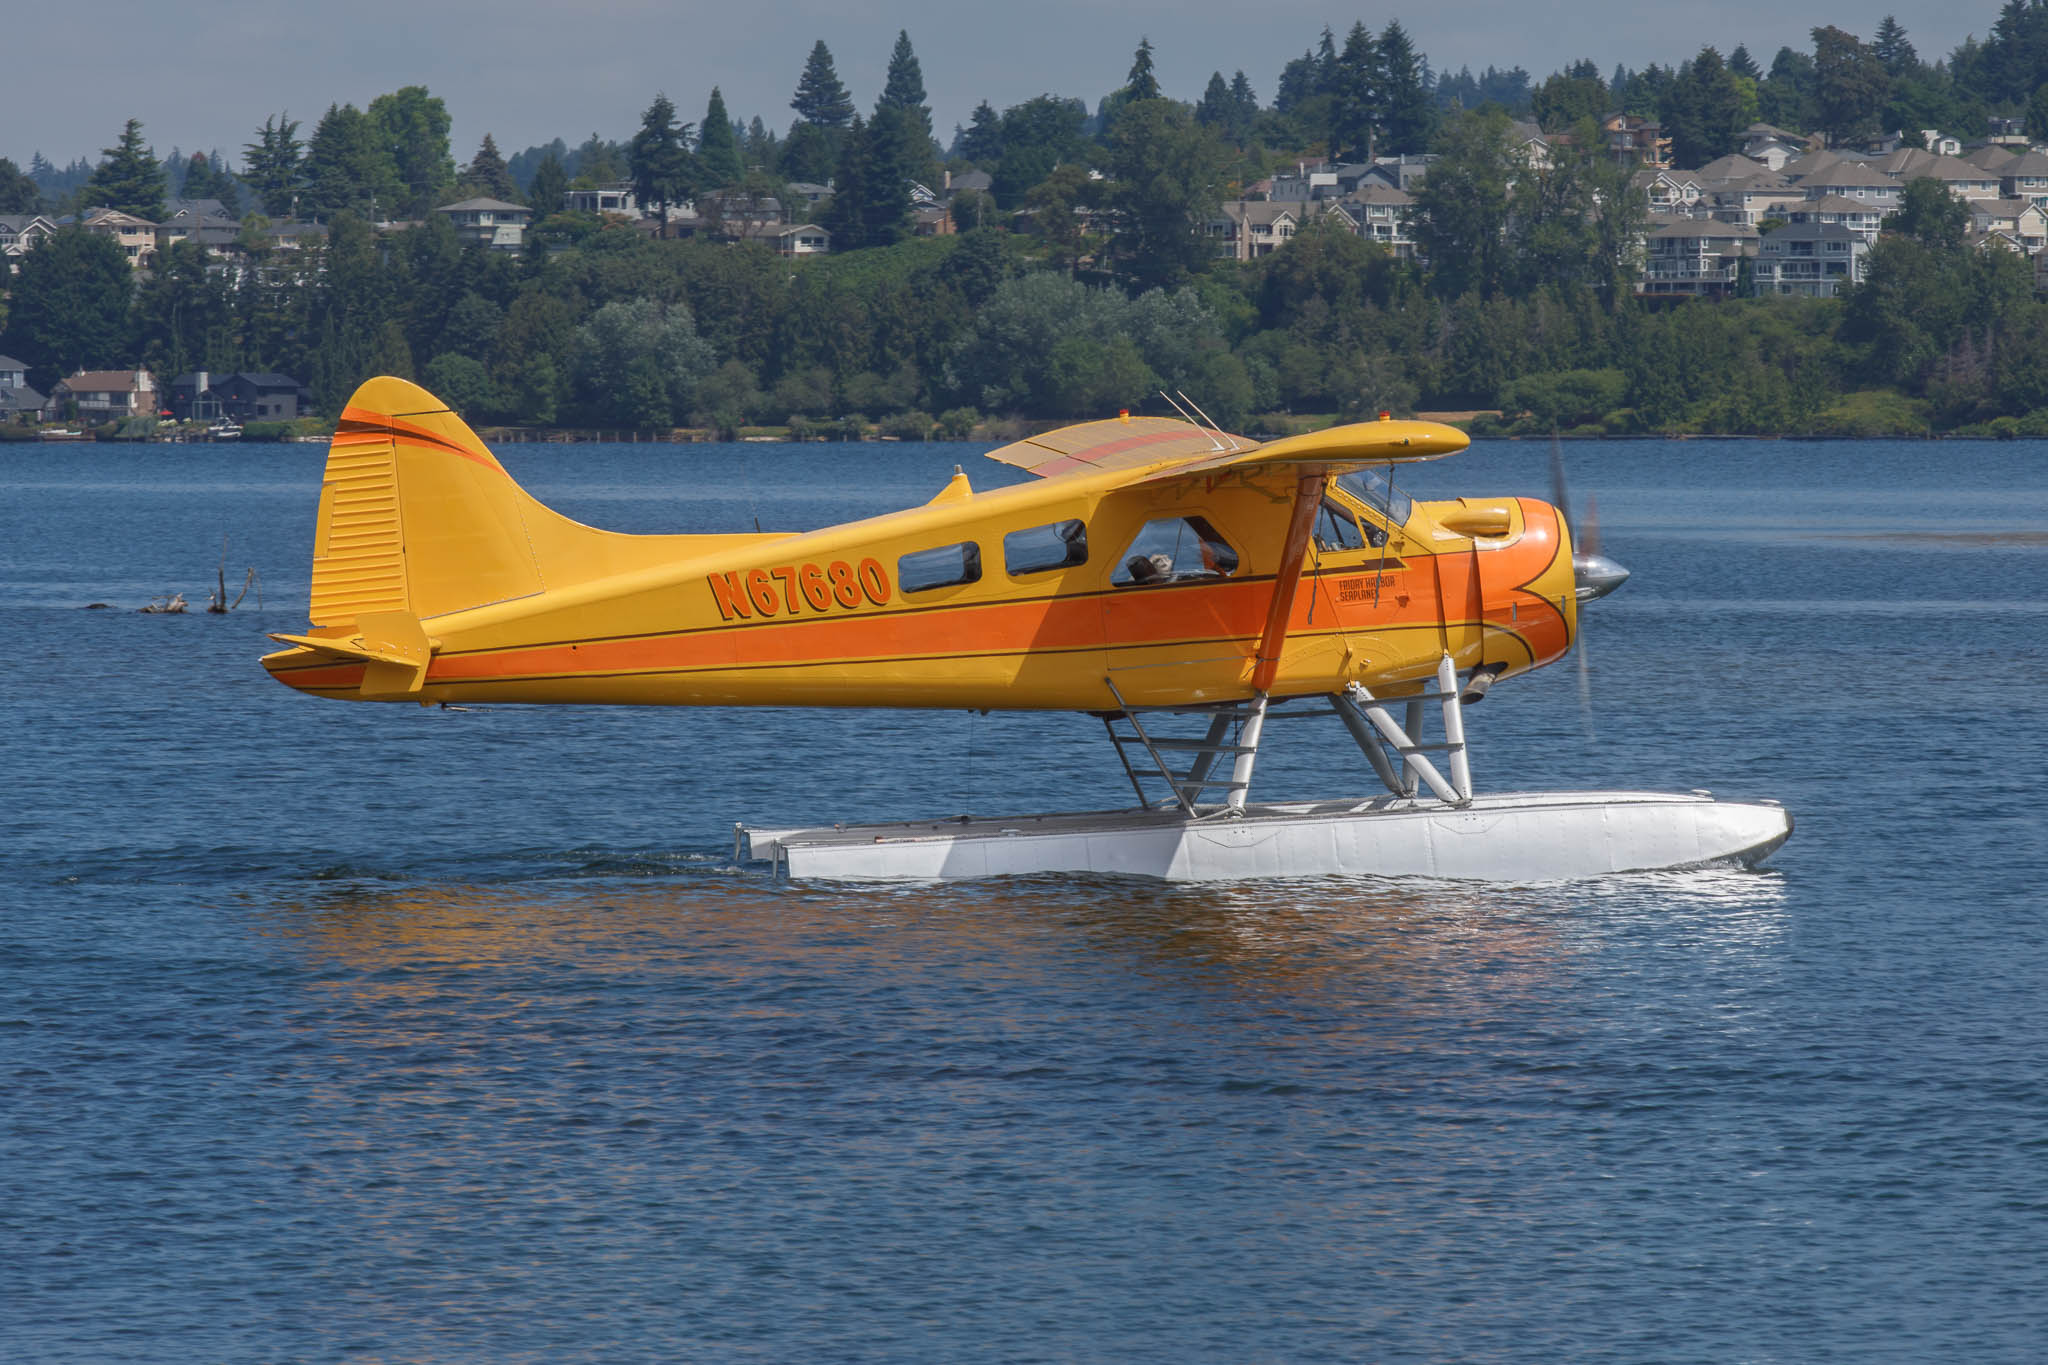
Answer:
[{"xmin": 10, "ymin": 11, "xmax": 2048, "ymax": 436}]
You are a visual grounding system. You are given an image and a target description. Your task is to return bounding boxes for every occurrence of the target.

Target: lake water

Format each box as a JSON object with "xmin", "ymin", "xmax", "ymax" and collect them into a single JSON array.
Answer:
[{"xmin": 4, "ymin": 436, "xmax": 2046, "ymax": 1362}]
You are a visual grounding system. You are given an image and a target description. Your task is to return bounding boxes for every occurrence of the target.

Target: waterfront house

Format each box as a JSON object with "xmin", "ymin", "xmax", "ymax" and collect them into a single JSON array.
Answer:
[
  {"xmin": 213, "ymin": 372, "xmax": 310, "ymax": 420},
  {"xmin": 45, "ymin": 369, "xmax": 156, "ymax": 422},
  {"xmin": 0, "ymin": 354, "xmax": 43, "ymax": 422}
]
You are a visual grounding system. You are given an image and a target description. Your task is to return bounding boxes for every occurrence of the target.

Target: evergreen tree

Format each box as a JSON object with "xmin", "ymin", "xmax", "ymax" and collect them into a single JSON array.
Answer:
[
  {"xmin": 1228, "ymin": 71, "xmax": 1259, "ymax": 142},
  {"xmin": 792, "ymin": 40, "xmax": 855, "ymax": 127},
  {"xmin": 1127, "ymin": 36, "xmax": 1161, "ymax": 101},
  {"xmin": 1411, "ymin": 108, "xmax": 1515, "ymax": 299},
  {"xmin": 1663, "ymin": 48, "xmax": 1745, "ymax": 167},
  {"xmin": 0, "ymin": 157, "xmax": 39, "ymax": 213},
  {"xmin": 1378, "ymin": 22, "xmax": 1434, "ymax": 155},
  {"xmin": 463, "ymin": 134, "xmax": 519, "ymax": 201},
  {"xmin": 881, "ymin": 31, "xmax": 931, "ymax": 135},
  {"xmin": 863, "ymin": 103, "xmax": 917, "ymax": 246},
  {"xmin": 824, "ymin": 113, "xmax": 872, "ymax": 248},
  {"xmin": 743, "ymin": 117, "xmax": 778, "ymax": 170},
  {"xmin": 698, "ymin": 88, "xmax": 744, "ymax": 188},
  {"xmin": 2, "ymin": 228, "xmax": 134, "ymax": 381},
  {"xmin": 1873, "ymin": 17, "xmax": 1918, "ymax": 76},
  {"xmin": 301, "ymin": 104, "xmax": 403, "ymax": 221},
  {"xmin": 961, "ymin": 102, "xmax": 1003, "ymax": 163},
  {"xmin": 1729, "ymin": 45, "xmax": 1763, "ymax": 81},
  {"xmin": 879, "ymin": 30, "xmax": 937, "ymax": 184},
  {"xmin": 243, "ymin": 114, "xmax": 303, "ymax": 217},
  {"xmin": 527, "ymin": 150, "xmax": 568, "ymax": 217},
  {"xmin": 1759, "ymin": 47, "xmax": 1819, "ymax": 131},
  {"xmin": 630, "ymin": 95, "xmax": 696, "ymax": 235},
  {"xmin": 84, "ymin": 119, "xmax": 168, "ymax": 220},
  {"xmin": 1105, "ymin": 99, "xmax": 1226, "ymax": 291},
  {"xmin": 1197, "ymin": 73, "xmax": 1235, "ymax": 130},
  {"xmin": 1332, "ymin": 23, "xmax": 1383, "ymax": 161}
]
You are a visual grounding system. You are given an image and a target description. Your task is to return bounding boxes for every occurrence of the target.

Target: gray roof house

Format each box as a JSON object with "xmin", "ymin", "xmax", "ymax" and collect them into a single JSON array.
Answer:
[{"xmin": 1754, "ymin": 220, "xmax": 1868, "ymax": 297}]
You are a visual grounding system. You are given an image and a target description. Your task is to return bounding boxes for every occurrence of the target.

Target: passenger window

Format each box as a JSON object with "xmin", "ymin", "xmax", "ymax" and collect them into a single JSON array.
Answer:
[
  {"xmin": 899, "ymin": 541, "xmax": 982, "ymax": 593},
  {"xmin": 1003, "ymin": 519, "xmax": 1088, "ymax": 577},
  {"xmin": 1111, "ymin": 515, "xmax": 1240, "ymax": 586}
]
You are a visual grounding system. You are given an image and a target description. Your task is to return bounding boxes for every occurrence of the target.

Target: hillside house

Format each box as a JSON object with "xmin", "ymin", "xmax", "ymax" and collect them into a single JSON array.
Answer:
[
  {"xmin": 80, "ymin": 208, "xmax": 157, "ymax": 267},
  {"xmin": 434, "ymin": 197, "xmax": 531, "ymax": 250},
  {"xmin": 1640, "ymin": 219, "xmax": 1758, "ymax": 298},
  {"xmin": 0, "ymin": 214, "xmax": 56, "ymax": 272},
  {"xmin": 1754, "ymin": 221, "xmax": 1868, "ymax": 297}
]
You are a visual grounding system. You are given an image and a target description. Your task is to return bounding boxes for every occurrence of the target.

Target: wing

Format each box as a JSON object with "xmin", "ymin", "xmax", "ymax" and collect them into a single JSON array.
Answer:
[
  {"xmin": 1134, "ymin": 417, "xmax": 1466, "ymax": 485},
  {"xmin": 983, "ymin": 415, "xmax": 1467, "ymax": 486}
]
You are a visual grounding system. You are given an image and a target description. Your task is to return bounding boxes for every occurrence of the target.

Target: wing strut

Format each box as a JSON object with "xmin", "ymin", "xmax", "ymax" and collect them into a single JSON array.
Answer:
[{"xmin": 1250, "ymin": 473, "xmax": 1326, "ymax": 693}]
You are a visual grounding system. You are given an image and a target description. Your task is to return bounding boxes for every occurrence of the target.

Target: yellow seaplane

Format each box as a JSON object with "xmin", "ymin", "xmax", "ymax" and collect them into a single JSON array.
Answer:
[{"xmin": 261, "ymin": 376, "xmax": 1790, "ymax": 881}]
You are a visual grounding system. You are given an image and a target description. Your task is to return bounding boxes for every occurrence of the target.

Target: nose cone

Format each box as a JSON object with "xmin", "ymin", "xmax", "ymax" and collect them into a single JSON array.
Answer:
[{"xmin": 1573, "ymin": 551, "xmax": 1630, "ymax": 602}]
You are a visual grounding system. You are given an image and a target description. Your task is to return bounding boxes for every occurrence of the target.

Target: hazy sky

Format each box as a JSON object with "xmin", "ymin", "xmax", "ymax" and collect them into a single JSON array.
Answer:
[{"xmin": 7, "ymin": 1, "xmax": 1999, "ymax": 172}]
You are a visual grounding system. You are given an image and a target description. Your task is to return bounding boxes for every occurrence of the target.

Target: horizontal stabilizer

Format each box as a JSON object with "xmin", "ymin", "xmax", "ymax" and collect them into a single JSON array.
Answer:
[{"xmin": 269, "ymin": 610, "xmax": 434, "ymax": 698}]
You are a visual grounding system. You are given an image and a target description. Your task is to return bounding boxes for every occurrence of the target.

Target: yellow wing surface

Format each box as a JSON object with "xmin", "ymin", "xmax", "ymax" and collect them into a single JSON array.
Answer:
[{"xmin": 264, "ymin": 378, "xmax": 1576, "ymax": 711}]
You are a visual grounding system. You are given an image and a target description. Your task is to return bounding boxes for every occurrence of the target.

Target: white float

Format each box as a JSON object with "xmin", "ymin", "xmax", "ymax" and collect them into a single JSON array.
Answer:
[{"xmin": 737, "ymin": 657, "xmax": 1793, "ymax": 884}]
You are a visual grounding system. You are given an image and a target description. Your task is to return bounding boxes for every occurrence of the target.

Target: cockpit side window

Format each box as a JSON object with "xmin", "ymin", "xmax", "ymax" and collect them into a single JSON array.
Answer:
[
  {"xmin": 1111, "ymin": 515, "xmax": 1240, "ymax": 586},
  {"xmin": 1314, "ymin": 499, "xmax": 1370, "ymax": 551},
  {"xmin": 1335, "ymin": 467, "xmax": 1413, "ymax": 527}
]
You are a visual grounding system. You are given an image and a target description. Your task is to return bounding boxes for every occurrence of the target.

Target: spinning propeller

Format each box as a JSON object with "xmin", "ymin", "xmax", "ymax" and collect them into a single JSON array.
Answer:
[{"xmin": 1549, "ymin": 432, "xmax": 1630, "ymax": 736}]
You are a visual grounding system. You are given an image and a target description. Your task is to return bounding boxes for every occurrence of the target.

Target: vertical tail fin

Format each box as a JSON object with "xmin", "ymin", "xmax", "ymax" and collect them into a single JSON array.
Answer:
[{"xmin": 309, "ymin": 376, "xmax": 548, "ymax": 626}]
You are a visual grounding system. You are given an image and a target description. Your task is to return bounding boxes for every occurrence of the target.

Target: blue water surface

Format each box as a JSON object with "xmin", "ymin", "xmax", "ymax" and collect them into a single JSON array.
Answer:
[{"xmin": 3, "ymin": 436, "xmax": 2046, "ymax": 1363}]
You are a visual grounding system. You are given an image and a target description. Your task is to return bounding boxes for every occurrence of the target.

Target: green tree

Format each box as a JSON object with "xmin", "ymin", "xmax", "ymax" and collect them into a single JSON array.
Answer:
[
  {"xmin": 792, "ymin": 40, "xmax": 855, "ymax": 127},
  {"xmin": 2, "ymin": 229, "xmax": 134, "ymax": 382},
  {"xmin": 698, "ymin": 88, "xmax": 744, "ymax": 188},
  {"xmin": 1105, "ymin": 100, "xmax": 1227, "ymax": 291},
  {"xmin": 629, "ymin": 93, "xmax": 696, "ymax": 237},
  {"xmin": 1873, "ymin": 16, "xmax": 1918, "ymax": 75},
  {"xmin": 1532, "ymin": 62, "xmax": 1608, "ymax": 131},
  {"xmin": 960, "ymin": 102, "xmax": 1003, "ymax": 163},
  {"xmin": 301, "ymin": 104, "xmax": 403, "ymax": 220},
  {"xmin": 368, "ymin": 87, "xmax": 456, "ymax": 214},
  {"xmin": 0, "ymin": 157, "xmax": 43, "ymax": 213},
  {"xmin": 1413, "ymin": 109, "xmax": 1516, "ymax": 299},
  {"xmin": 1331, "ymin": 22, "xmax": 1382, "ymax": 161},
  {"xmin": 1126, "ymin": 37, "xmax": 1162, "ymax": 101},
  {"xmin": 461, "ymin": 134, "xmax": 520, "ymax": 201},
  {"xmin": 1661, "ymin": 48, "xmax": 1746, "ymax": 166},
  {"xmin": 242, "ymin": 114, "xmax": 304, "ymax": 217},
  {"xmin": 573, "ymin": 297, "xmax": 715, "ymax": 426},
  {"xmin": 178, "ymin": 151, "xmax": 240, "ymax": 215},
  {"xmin": 1884, "ymin": 176, "xmax": 1969, "ymax": 249},
  {"xmin": 132, "ymin": 238, "xmax": 237, "ymax": 377},
  {"xmin": 991, "ymin": 95, "xmax": 1088, "ymax": 206},
  {"xmin": 1758, "ymin": 47, "xmax": 1818, "ymax": 131},
  {"xmin": 861, "ymin": 104, "xmax": 919, "ymax": 247},
  {"xmin": 1378, "ymin": 22, "xmax": 1434, "ymax": 154},
  {"xmin": 84, "ymin": 119, "xmax": 167, "ymax": 219},
  {"xmin": 1812, "ymin": 26, "xmax": 1890, "ymax": 145},
  {"xmin": 527, "ymin": 150, "xmax": 569, "ymax": 217},
  {"xmin": 880, "ymin": 30, "xmax": 937, "ymax": 183}
]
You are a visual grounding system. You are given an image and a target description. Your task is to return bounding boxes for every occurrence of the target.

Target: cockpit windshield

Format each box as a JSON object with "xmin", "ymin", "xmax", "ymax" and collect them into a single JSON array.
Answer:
[{"xmin": 1335, "ymin": 467, "xmax": 1413, "ymax": 527}]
